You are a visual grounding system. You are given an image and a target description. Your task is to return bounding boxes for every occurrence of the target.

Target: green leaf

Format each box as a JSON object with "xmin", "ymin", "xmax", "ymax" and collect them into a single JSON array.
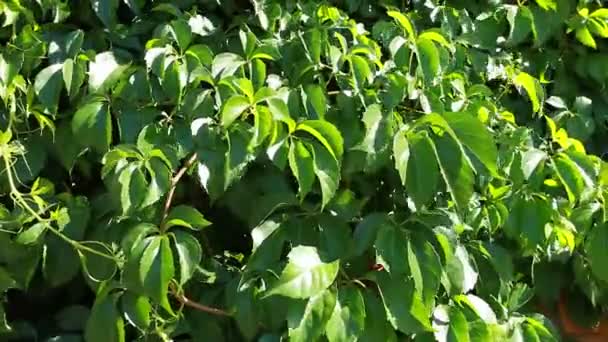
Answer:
[
  {"xmin": 34, "ymin": 64, "xmax": 63, "ymax": 112},
  {"xmin": 431, "ymin": 130, "xmax": 474, "ymax": 211},
  {"xmin": 265, "ymin": 246, "xmax": 339, "ymax": 299},
  {"xmin": 432, "ymin": 305, "xmax": 470, "ymax": 342},
  {"xmin": 287, "ymin": 289, "xmax": 336, "ymax": 342},
  {"xmin": 289, "ymin": 139, "xmax": 315, "ymax": 200},
  {"xmin": 296, "ymin": 120, "xmax": 344, "ymax": 160},
  {"xmin": 172, "ymin": 230, "xmax": 202, "ymax": 285},
  {"xmin": 221, "ymin": 95, "xmax": 250, "ymax": 127},
  {"xmin": 376, "ymin": 271, "xmax": 432, "ymax": 334},
  {"xmin": 443, "ymin": 112, "xmax": 499, "ymax": 176},
  {"xmin": 351, "ymin": 55, "xmax": 372, "ymax": 88},
  {"xmin": 121, "ymin": 292, "xmax": 151, "ymax": 331},
  {"xmin": 416, "ymin": 38, "xmax": 440, "ymax": 83},
  {"xmin": 535, "ymin": 0, "xmax": 556, "ymax": 10},
  {"xmin": 62, "ymin": 58, "xmax": 85, "ymax": 97},
  {"xmin": 576, "ymin": 27, "xmax": 596, "ymax": 49},
  {"xmin": 164, "ymin": 205, "xmax": 211, "ymax": 231},
  {"xmin": 374, "ymin": 220, "xmax": 408, "ymax": 275},
  {"xmin": 444, "ymin": 244, "xmax": 478, "ymax": 295},
  {"xmin": 514, "ymin": 72, "xmax": 544, "ymax": 113},
  {"xmin": 360, "ymin": 290, "xmax": 398, "ymax": 342},
  {"xmin": 139, "ymin": 236, "xmax": 174, "ymax": 313},
  {"xmin": 310, "ymin": 141, "xmax": 341, "ymax": 209},
  {"xmin": 504, "ymin": 195, "xmax": 552, "ymax": 254},
  {"xmin": 585, "ymin": 223, "xmax": 608, "ymax": 283},
  {"xmin": 170, "ymin": 19, "xmax": 192, "ymax": 50},
  {"xmin": 402, "ymin": 130, "xmax": 439, "ymax": 209},
  {"xmin": 90, "ymin": 0, "xmax": 119, "ymax": 28},
  {"xmin": 15, "ymin": 222, "xmax": 47, "ymax": 245},
  {"xmin": 553, "ymin": 153, "xmax": 586, "ymax": 204},
  {"xmin": 89, "ymin": 51, "xmax": 131, "ymax": 94},
  {"xmin": 387, "ymin": 11, "xmax": 415, "ymax": 39},
  {"xmin": 212, "ymin": 53, "xmax": 246, "ymax": 79},
  {"xmin": 325, "ymin": 286, "xmax": 366, "ymax": 342},
  {"xmin": 408, "ymin": 236, "xmax": 442, "ymax": 308},
  {"xmin": 356, "ymin": 104, "xmax": 394, "ymax": 171},
  {"xmin": 85, "ymin": 292, "xmax": 125, "ymax": 342},
  {"xmin": 304, "ymin": 84, "xmax": 327, "ymax": 119}
]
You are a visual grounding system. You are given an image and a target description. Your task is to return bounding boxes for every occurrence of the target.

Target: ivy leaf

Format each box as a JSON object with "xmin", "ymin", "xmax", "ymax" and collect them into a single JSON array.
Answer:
[
  {"xmin": 575, "ymin": 27, "xmax": 596, "ymax": 49},
  {"xmin": 62, "ymin": 58, "xmax": 85, "ymax": 97},
  {"xmin": 172, "ymin": 230, "xmax": 202, "ymax": 285},
  {"xmin": 432, "ymin": 305, "xmax": 470, "ymax": 342},
  {"xmin": 376, "ymin": 271, "xmax": 432, "ymax": 334},
  {"xmin": 164, "ymin": 205, "xmax": 212, "ymax": 231},
  {"xmin": 34, "ymin": 64, "xmax": 63, "ymax": 112},
  {"xmin": 212, "ymin": 53, "xmax": 246, "ymax": 79},
  {"xmin": 408, "ymin": 236, "xmax": 442, "ymax": 308},
  {"xmin": 304, "ymin": 84, "xmax": 327, "ymax": 119},
  {"xmin": 85, "ymin": 292, "xmax": 125, "ymax": 342},
  {"xmin": 221, "ymin": 95, "xmax": 250, "ymax": 127},
  {"xmin": 387, "ymin": 11, "xmax": 416, "ymax": 39},
  {"xmin": 416, "ymin": 38, "xmax": 440, "ymax": 83},
  {"xmin": 139, "ymin": 236, "xmax": 175, "ymax": 313},
  {"xmin": 89, "ymin": 51, "xmax": 131, "ymax": 94},
  {"xmin": 325, "ymin": 286, "xmax": 366, "ymax": 342},
  {"xmin": 289, "ymin": 139, "xmax": 315, "ymax": 200},
  {"xmin": 535, "ymin": 0, "xmax": 557, "ymax": 11},
  {"xmin": 265, "ymin": 246, "xmax": 339, "ymax": 299},
  {"xmin": 91, "ymin": 0, "xmax": 119, "ymax": 28},
  {"xmin": 287, "ymin": 289, "xmax": 336, "ymax": 342}
]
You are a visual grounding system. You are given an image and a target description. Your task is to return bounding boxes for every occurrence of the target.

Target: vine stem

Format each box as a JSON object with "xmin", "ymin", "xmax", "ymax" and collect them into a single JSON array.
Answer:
[
  {"xmin": 161, "ymin": 154, "xmax": 229, "ymax": 317},
  {"xmin": 160, "ymin": 152, "xmax": 198, "ymax": 232},
  {"xmin": 171, "ymin": 283, "xmax": 231, "ymax": 317},
  {"xmin": 2, "ymin": 153, "xmax": 120, "ymax": 263}
]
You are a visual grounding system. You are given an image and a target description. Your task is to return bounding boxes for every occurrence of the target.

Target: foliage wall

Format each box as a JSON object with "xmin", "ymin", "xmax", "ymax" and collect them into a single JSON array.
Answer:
[{"xmin": 1, "ymin": 0, "xmax": 608, "ymax": 341}]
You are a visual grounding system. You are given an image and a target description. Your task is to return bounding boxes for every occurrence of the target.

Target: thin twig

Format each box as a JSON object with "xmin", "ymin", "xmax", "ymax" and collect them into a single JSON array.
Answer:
[
  {"xmin": 160, "ymin": 152, "xmax": 199, "ymax": 232},
  {"xmin": 170, "ymin": 283, "xmax": 231, "ymax": 317}
]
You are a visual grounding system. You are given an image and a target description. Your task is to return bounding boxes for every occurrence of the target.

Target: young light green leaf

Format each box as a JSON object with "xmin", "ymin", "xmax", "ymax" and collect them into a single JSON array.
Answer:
[
  {"xmin": 221, "ymin": 95, "xmax": 250, "ymax": 127},
  {"xmin": 164, "ymin": 205, "xmax": 212, "ymax": 231},
  {"xmin": 265, "ymin": 246, "xmax": 339, "ymax": 299}
]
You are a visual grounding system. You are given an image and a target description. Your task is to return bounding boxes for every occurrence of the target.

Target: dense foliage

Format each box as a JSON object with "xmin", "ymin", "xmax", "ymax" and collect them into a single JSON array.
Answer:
[{"xmin": 2, "ymin": 0, "xmax": 608, "ymax": 341}]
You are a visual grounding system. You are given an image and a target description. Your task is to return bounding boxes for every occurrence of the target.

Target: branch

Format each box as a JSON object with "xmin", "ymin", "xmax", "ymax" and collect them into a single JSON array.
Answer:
[{"xmin": 160, "ymin": 152, "xmax": 199, "ymax": 231}]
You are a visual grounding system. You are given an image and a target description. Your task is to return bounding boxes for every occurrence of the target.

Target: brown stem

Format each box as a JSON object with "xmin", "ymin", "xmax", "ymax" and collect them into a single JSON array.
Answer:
[
  {"xmin": 173, "ymin": 290, "xmax": 232, "ymax": 317},
  {"xmin": 160, "ymin": 152, "xmax": 199, "ymax": 232}
]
